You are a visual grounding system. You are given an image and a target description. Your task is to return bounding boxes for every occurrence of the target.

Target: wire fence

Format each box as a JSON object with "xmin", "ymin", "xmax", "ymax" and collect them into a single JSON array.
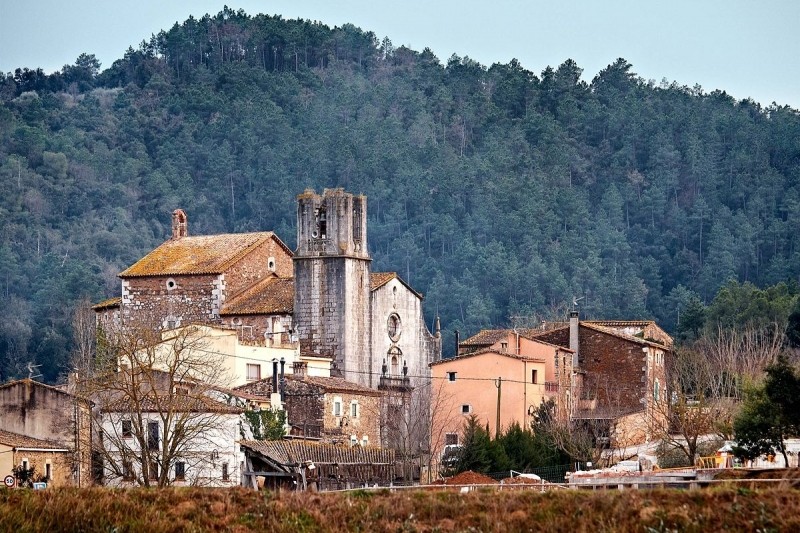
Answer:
[{"xmin": 486, "ymin": 464, "xmax": 574, "ymax": 484}]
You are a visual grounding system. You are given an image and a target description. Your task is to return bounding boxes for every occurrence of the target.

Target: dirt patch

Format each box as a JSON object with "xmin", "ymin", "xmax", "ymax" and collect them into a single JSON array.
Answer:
[
  {"xmin": 501, "ymin": 476, "xmax": 546, "ymax": 485},
  {"xmin": 436, "ymin": 470, "xmax": 498, "ymax": 485}
]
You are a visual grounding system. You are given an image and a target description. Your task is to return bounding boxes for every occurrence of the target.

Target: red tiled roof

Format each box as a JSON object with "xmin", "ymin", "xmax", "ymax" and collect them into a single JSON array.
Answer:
[
  {"xmin": 240, "ymin": 440, "xmax": 394, "ymax": 466},
  {"xmin": 369, "ymin": 272, "xmax": 422, "ymax": 299},
  {"xmin": 459, "ymin": 328, "xmax": 556, "ymax": 347},
  {"xmin": 528, "ymin": 323, "xmax": 669, "ymax": 349},
  {"xmin": 92, "ymin": 296, "xmax": 121, "ymax": 310},
  {"xmin": 0, "ymin": 429, "xmax": 68, "ymax": 450},
  {"xmin": 101, "ymin": 394, "xmax": 243, "ymax": 414},
  {"xmin": 220, "ymin": 276, "xmax": 294, "ymax": 315},
  {"xmin": 119, "ymin": 232, "xmax": 291, "ymax": 277},
  {"xmin": 370, "ymin": 272, "xmax": 397, "ymax": 290},
  {"xmin": 431, "ymin": 347, "xmax": 545, "ymax": 366}
]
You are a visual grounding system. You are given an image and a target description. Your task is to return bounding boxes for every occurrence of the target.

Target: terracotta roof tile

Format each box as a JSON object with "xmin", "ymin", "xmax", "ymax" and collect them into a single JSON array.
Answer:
[
  {"xmin": 233, "ymin": 375, "xmax": 382, "ymax": 397},
  {"xmin": 220, "ymin": 277, "xmax": 294, "ymax": 315},
  {"xmin": 459, "ymin": 328, "xmax": 548, "ymax": 347},
  {"xmin": 101, "ymin": 394, "xmax": 243, "ymax": 414},
  {"xmin": 119, "ymin": 232, "xmax": 290, "ymax": 277},
  {"xmin": 240, "ymin": 440, "xmax": 394, "ymax": 466},
  {"xmin": 370, "ymin": 272, "xmax": 397, "ymax": 290},
  {"xmin": 92, "ymin": 296, "xmax": 121, "ymax": 310},
  {"xmin": 431, "ymin": 347, "xmax": 545, "ymax": 366},
  {"xmin": 0, "ymin": 429, "xmax": 68, "ymax": 450}
]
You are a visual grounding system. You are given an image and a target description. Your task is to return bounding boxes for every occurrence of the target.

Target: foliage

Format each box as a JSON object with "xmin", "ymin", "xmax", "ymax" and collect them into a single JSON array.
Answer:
[
  {"xmin": 244, "ymin": 408, "xmax": 286, "ymax": 440},
  {"xmin": 11, "ymin": 463, "xmax": 42, "ymax": 488},
  {"xmin": 2, "ymin": 9, "xmax": 800, "ymax": 380},
  {"xmin": 733, "ymin": 356, "xmax": 800, "ymax": 464}
]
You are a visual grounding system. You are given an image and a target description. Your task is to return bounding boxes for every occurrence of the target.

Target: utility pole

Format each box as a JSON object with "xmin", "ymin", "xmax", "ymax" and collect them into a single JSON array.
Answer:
[{"xmin": 495, "ymin": 377, "xmax": 502, "ymax": 440}]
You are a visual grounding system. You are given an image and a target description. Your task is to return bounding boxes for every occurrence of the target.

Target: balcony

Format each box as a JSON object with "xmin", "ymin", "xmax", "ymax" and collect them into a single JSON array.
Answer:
[{"xmin": 379, "ymin": 375, "xmax": 412, "ymax": 392}]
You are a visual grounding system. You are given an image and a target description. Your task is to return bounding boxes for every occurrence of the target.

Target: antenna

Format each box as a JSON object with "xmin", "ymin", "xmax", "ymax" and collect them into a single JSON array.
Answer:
[
  {"xmin": 571, "ymin": 296, "xmax": 584, "ymax": 311},
  {"xmin": 27, "ymin": 363, "xmax": 43, "ymax": 380}
]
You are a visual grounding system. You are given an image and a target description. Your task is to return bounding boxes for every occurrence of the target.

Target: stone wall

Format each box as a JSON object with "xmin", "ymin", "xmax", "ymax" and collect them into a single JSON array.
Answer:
[
  {"xmin": 0, "ymin": 381, "xmax": 92, "ymax": 486},
  {"xmin": 222, "ymin": 238, "xmax": 293, "ymax": 298},
  {"xmin": 121, "ymin": 273, "xmax": 220, "ymax": 328},
  {"xmin": 370, "ymin": 279, "xmax": 439, "ymax": 389}
]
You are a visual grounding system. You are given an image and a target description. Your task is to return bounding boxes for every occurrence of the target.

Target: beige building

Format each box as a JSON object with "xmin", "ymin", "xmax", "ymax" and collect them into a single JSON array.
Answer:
[
  {"xmin": 0, "ymin": 379, "xmax": 92, "ymax": 487},
  {"xmin": 430, "ymin": 347, "xmax": 551, "ymax": 458},
  {"xmin": 0, "ymin": 429, "xmax": 72, "ymax": 487}
]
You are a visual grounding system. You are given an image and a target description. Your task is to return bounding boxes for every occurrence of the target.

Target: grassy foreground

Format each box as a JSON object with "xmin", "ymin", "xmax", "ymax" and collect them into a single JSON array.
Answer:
[{"xmin": 1, "ymin": 486, "xmax": 799, "ymax": 532}]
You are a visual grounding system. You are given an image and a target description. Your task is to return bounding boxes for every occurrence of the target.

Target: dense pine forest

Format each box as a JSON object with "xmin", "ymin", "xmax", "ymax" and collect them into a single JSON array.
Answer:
[{"xmin": 2, "ymin": 8, "xmax": 800, "ymax": 382}]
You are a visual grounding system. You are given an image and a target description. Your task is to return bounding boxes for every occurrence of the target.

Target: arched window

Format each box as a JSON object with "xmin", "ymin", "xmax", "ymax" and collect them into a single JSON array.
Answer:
[{"xmin": 388, "ymin": 346, "xmax": 402, "ymax": 375}]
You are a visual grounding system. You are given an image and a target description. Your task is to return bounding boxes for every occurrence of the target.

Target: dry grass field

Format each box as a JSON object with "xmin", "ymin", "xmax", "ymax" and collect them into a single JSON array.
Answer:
[{"xmin": 1, "ymin": 485, "xmax": 799, "ymax": 532}]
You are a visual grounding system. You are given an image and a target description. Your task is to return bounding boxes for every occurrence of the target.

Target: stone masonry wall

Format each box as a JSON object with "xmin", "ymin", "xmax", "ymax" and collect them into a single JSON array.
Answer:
[
  {"xmin": 121, "ymin": 273, "xmax": 219, "ymax": 328},
  {"xmin": 222, "ymin": 238, "xmax": 293, "ymax": 298}
]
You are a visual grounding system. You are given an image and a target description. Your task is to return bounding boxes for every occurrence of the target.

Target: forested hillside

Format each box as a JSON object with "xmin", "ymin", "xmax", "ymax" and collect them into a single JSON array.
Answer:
[{"xmin": 2, "ymin": 8, "xmax": 800, "ymax": 381}]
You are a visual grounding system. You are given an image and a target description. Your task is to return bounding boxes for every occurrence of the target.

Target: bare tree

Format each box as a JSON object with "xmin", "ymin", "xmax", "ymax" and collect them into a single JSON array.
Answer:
[{"xmin": 82, "ymin": 322, "xmax": 240, "ymax": 487}]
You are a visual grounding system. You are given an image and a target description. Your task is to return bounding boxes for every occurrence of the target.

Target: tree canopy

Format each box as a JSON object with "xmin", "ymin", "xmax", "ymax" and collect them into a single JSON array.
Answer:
[{"xmin": 2, "ymin": 9, "xmax": 800, "ymax": 381}]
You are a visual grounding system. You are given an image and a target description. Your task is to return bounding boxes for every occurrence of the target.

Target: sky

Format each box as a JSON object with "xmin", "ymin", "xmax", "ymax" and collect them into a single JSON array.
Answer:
[{"xmin": 1, "ymin": 0, "xmax": 798, "ymax": 109}]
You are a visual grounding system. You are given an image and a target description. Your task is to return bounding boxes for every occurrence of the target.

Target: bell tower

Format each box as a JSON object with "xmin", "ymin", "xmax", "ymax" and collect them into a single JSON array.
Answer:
[{"xmin": 293, "ymin": 189, "xmax": 372, "ymax": 386}]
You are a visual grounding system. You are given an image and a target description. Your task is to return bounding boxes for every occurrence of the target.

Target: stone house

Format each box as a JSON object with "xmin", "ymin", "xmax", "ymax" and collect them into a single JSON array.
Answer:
[
  {"xmin": 532, "ymin": 313, "xmax": 672, "ymax": 446},
  {"xmin": 234, "ymin": 365, "xmax": 382, "ymax": 447},
  {"xmin": 429, "ymin": 348, "xmax": 549, "ymax": 463},
  {"xmin": 0, "ymin": 379, "xmax": 92, "ymax": 487},
  {"xmin": 0, "ymin": 429, "xmax": 72, "ymax": 487}
]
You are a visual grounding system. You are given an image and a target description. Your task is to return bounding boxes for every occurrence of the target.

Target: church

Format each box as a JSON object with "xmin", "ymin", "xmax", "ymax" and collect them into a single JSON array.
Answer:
[{"xmin": 93, "ymin": 188, "xmax": 442, "ymax": 392}]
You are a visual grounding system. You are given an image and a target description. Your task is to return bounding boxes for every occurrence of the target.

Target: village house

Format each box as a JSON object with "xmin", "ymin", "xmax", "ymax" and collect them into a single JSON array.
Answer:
[
  {"xmin": 0, "ymin": 430, "xmax": 72, "ymax": 487},
  {"xmin": 94, "ymin": 368, "xmax": 244, "ymax": 487},
  {"xmin": 531, "ymin": 313, "xmax": 672, "ymax": 447},
  {"xmin": 0, "ymin": 379, "xmax": 92, "ymax": 487},
  {"xmin": 456, "ymin": 329, "xmax": 575, "ymax": 419},
  {"xmin": 429, "ymin": 345, "xmax": 552, "ymax": 467},
  {"xmin": 234, "ymin": 363, "xmax": 382, "ymax": 447}
]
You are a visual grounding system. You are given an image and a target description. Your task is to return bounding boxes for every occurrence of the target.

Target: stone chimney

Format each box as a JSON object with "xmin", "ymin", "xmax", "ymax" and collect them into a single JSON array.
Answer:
[
  {"xmin": 171, "ymin": 209, "xmax": 188, "ymax": 239},
  {"xmin": 569, "ymin": 310, "xmax": 580, "ymax": 367}
]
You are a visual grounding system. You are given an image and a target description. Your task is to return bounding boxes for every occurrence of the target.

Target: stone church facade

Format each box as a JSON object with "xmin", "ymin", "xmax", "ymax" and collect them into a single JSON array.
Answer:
[{"xmin": 95, "ymin": 188, "xmax": 441, "ymax": 395}]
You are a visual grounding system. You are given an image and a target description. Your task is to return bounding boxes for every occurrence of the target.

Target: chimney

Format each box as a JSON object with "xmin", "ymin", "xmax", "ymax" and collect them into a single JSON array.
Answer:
[
  {"xmin": 171, "ymin": 209, "xmax": 188, "ymax": 239},
  {"xmin": 569, "ymin": 310, "xmax": 580, "ymax": 366},
  {"xmin": 454, "ymin": 329, "xmax": 460, "ymax": 357},
  {"xmin": 272, "ymin": 359, "xmax": 279, "ymax": 393}
]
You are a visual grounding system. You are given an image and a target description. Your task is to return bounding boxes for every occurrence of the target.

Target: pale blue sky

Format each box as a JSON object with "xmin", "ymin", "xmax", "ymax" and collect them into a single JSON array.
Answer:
[{"xmin": 1, "ymin": 1, "xmax": 798, "ymax": 108}]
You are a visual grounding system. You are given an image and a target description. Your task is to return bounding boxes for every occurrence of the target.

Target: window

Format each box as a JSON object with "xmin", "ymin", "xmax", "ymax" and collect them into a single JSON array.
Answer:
[
  {"xmin": 531, "ymin": 369, "xmax": 538, "ymax": 384},
  {"xmin": 268, "ymin": 257, "xmax": 276, "ymax": 271},
  {"xmin": 22, "ymin": 459, "xmax": 28, "ymax": 471},
  {"xmin": 165, "ymin": 278, "xmax": 177, "ymax": 290},
  {"xmin": 333, "ymin": 397, "xmax": 342, "ymax": 417},
  {"xmin": 246, "ymin": 364, "xmax": 261, "ymax": 381},
  {"xmin": 122, "ymin": 420, "xmax": 132, "ymax": 438},
  {"xmin": 500, "ymin": 342, "xmax": 508, "ymax": 352},
  {"xmin": 147, "ymin": 421, "xmax": 159, "ymax": 451},
  {"xmin": 175, "ymin": 387, "xmax": 189, "ymax": 396},
  {"xmin": 45, "ymin": 463, "xmax": 52, "ymax": 481},
  {"xmin": 445, "ymin": 433, "xmax": 458, "ymax": 446},
  {"xmin": 447, "ymin": 371, "xmax": 457, "ymax": 382},
  {"xmin": 461, "ymin": 404, "xmax": 472, "ymax": 414},
  {"xmin": 387, "ymin": 313, "xmax": 402, "ymax": 341},
  {"xmin": 361, "ymin": 435, "xmax": 369, "ymax": 447},
  {"xmin": 222, "ymin": 463, "xmax": 230, "ymax": 482},
  {"xmin": 122, "ymin": 460, "xmax": 133, "ymax": 481},
  {"xmin": 351, "ymin": 401, "xmax": 359, "ymax": 418},
  {"xmin": 175, "ymin": 462, "xmax": 185, "ymax": 481},
  {"xmin": 654, "ymin": 379, "xmax": 661, "ymax": 402}
]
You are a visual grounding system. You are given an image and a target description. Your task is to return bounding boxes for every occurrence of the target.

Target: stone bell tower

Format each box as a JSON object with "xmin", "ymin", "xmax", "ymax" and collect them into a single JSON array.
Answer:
[{"xmin": 293, "ymin": 188, "xmax": 372, "ymax": 386}]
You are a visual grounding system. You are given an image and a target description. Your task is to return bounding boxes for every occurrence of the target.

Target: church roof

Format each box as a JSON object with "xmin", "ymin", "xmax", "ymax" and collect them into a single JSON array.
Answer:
[
  {"xmin": 370, "ymin": 272, "xmax": 422, "ymax": 299},
  {"xmin": 220, "ymin": 276, "xmax": 294, "ymax": 316},
  {"xmin": 234, "ymin": 374, "xmax": 382, "ymax": 397},
  {"xmin": 119, "ymin": 232, "xmax": 291, "ymax": 278},
  {"xmin": 0, "ymin": 429, "xmax": 69, "ymax": 451}
]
